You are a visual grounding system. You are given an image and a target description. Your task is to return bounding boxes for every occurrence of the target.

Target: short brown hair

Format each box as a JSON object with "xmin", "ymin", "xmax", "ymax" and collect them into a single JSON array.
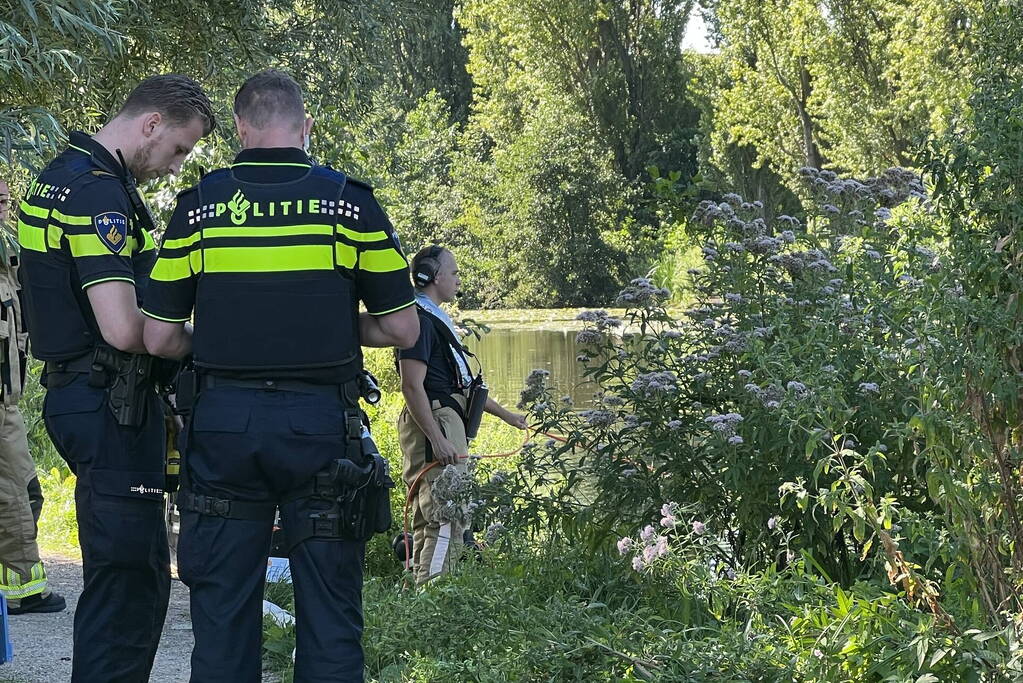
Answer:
[
  {"xmin": 233, "ymin": 69, "xmax": 305, "ymax": 131},
  {"xmin": 118, "ymin": 74, "xmax": 215, "ymax": 136}
]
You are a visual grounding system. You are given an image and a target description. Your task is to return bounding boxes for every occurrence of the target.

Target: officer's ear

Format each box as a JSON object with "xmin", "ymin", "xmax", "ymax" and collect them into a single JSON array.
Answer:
[
  {"xmin": 303, "ymin": 116, "xmax": 313, "ymax": 152},
  {"xmin": 234, "ymin": 114, "xmax": 250, "ymax": 148},
  {"xmin": 140, "ymin": 112, "xmax": 162, "ymax": 138}
]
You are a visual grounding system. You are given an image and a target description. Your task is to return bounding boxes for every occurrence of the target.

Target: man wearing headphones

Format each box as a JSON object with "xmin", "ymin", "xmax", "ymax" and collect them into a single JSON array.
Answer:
[{"xmin": 397, "ymin": 245, "xmax": 526, "ymax": 585}]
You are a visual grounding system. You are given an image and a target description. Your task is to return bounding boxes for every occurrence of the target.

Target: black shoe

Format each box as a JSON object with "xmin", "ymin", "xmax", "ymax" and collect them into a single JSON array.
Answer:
[{"xmin": 8, "ymin": 591, "xmax": 66, "ymax": 615}]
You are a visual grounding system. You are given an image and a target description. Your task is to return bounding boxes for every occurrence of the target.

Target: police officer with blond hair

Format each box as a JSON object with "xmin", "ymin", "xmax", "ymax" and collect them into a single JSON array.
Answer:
[
  {"xmin": 17, "ymin": 74, "xmax": 214, "ymax": 681},
  {"xmin": 144, "ymin": 69, "xmax": 418, "ymax": 681}
]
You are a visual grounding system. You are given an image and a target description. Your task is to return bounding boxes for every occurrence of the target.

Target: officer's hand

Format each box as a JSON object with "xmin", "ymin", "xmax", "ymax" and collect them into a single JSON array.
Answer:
[
  {"xmin": 430, "ymin": 435, "xmax": 462, "ymax": 466},
  {"xmin": 503, "ymin": 411, "xmax": 528, "ymax": 430}
]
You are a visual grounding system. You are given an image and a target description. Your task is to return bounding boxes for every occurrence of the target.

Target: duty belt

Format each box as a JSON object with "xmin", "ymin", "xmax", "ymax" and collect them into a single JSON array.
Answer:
[
  {"xmin": 44, "ymin": 354, "xmax": 95, "ymax": 375},
  {"xmin": 200, "ymin": 374, "xmax": 357, "ymax": 397}
]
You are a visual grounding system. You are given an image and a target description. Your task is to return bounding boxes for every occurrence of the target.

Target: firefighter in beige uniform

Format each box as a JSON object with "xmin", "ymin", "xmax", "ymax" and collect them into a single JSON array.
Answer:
[
  {"xmin": 0, "ymin": 178, "xmax": 65, "ymax": 614},
  {"xmin": 397, "ymin": 245, "xmax": 526, "ymax": 584}
]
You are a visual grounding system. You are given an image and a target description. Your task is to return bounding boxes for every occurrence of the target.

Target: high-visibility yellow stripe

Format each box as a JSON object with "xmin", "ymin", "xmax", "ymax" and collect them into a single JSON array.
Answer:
[
  {"xmin": 151, "ymin": 251, "xmax": 203, "ymax": 281},
  {"xmin": 204, "ymin": 245, "xmax": 334, "ymax": 273},
  {"xmin": 359, "ymin": 247, "xmax": 407, "ymax": 273},
  {"xmin": 82, "ymin": 276, "xmax": 134, "ymax": 290},
  {"xmin": 338, "ymin": 226, "xmax": 389, "ymax": 243},
  {"xmin": 18, "ymin": 220, "xmax": 46, "ymax": 252},
  {"xmin": 203, "ymin": 224, "xmax": 334, "ymax": 239},
  {"xmin": 67, "ymin": 233, "xmax": 123, "ymax": 257},
  {"xmin": 140, "ymin": 229, "xmax": 156, "ymax": 252},
  {"xmin": 47, "ymin": 224, "xmax": 64, "ymax": 249},
  {"xmin": 0, "ymin": 560, "xmax": 47, "ymax": 598},
  {"xmin": 141, "ymin": 309, "xmax": 191, "ymax": 323},
  {"xmin": 163, "ymin": 233, "xmax": 200, "ymax": 250},
  {"xmin": 371, "ymin": 299, "xmax": 416, "ymax": 316},
  {"xmin": 51, "ymin": 209, "xmax": 92, "ymax": 226},
  {"xmin": 335, "ymin": 243, "xmax": 357, "ymax": 269},
  {"xmin": 230, "ymin": 161, "xmax": 311, "ymax": 169},
  {"xmin": 19, "ymin": 200, "xmax": 48, "ymax": 219}
]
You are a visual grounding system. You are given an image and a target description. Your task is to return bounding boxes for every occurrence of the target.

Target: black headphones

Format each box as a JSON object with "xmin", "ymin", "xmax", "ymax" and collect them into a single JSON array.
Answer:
[{"xmin": 412, "ymin": 245, "xmax": 444, "ymax": 288}]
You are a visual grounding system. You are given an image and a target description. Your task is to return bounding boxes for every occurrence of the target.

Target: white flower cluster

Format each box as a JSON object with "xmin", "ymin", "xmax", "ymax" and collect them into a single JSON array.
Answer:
[{"xmin": 432, "ymin": 464, "xmax": 480, "ymax": 525}]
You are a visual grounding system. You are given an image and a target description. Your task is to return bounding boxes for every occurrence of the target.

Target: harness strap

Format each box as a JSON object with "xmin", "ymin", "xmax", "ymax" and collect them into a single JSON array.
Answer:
[
  {"xmin": 417, "ymin": 307, "xmax": 479, "ymax": 389},
  {"xmin": 427, "ymin": 390, "xmax": 466, "ymax": 420}
]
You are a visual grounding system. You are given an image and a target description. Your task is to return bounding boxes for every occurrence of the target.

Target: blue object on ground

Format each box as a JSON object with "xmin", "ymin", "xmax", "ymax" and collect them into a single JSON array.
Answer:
[{"xmin": 0, "ymin": 595, "xmax": 12, "ymax": 663}]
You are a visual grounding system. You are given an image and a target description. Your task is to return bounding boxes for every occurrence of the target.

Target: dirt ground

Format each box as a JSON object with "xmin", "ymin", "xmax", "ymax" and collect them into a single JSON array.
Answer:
[{"xmin": 0, "ymin": 554, "xmax": 279, "ymax": 682}]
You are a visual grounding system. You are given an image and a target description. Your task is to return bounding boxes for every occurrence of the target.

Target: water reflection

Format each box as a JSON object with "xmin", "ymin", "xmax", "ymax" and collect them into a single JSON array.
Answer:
[{"xmin": 466, "ymin": 327, "xmax": 594, "ymax": 408}]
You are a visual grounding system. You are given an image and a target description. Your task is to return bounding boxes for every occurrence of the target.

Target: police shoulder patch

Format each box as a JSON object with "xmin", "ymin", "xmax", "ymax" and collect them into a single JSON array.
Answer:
[{"xmin": 94, "ymin": 211, "xmax": 129, "ymax": 254}]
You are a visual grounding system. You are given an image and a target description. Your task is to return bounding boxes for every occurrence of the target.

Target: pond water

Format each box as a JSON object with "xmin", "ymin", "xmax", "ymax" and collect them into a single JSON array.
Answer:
[{"xmin": 461, "ymin": 309, "xmax": 606, "ymax": 409}]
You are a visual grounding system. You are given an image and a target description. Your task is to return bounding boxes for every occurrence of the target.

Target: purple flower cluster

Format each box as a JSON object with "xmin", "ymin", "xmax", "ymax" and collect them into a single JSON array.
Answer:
[
  {"xmin": 575, "ymin": 329, "xmax": 604, "ymax": 345},
  {"xmin": 630, "ymin": 371, "xmax": 678, "ymax": 398},
  {"xmin": 517, "ymin": 369, "xmax": 550, "ymax": 409},
  {"xmin": 580, "ymin": 409, "xmax": 615, "ymax": 427},
  {"xmin": 576, "ymin": 309, "xmax": 622, "ymax": 330},
  {"xmin": 705, "ymin": 412, "xmax": 744, "ymax": 438},
  {"xmin": 616, "ymin": 278, "xmax": 670, "ymax": 306},
  {"xmin": 619, "ymin": 502, "xmax": 688, "ymax": 571}
]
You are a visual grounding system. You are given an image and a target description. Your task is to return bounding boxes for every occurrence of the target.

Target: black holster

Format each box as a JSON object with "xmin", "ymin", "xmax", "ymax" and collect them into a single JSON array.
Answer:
[
  {"xmin": 174, "ymin": 363, "xmax": 199, "ymax": 417},
  {"xmin": 464, "ymin": 377, "xmax": 489, "ymax": 441},
  {"xmin": 89, "ymin": 346, "xmax": 154, "ymax": 428},
  {"xmin": 285, "ymin": 413, "xmax": 395, "ymax": 551}
]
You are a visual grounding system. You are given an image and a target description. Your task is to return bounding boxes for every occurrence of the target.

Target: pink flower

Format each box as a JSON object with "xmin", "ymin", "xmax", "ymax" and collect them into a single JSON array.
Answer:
[
  {"xmin": 631, "ymin": 556, "xmax": 645, "ymax": 571},
  {"xmin": 616, "ymin": 537, "xmax": 634, "ymax": 555},
  {"xmin": 655, "ymin": 536, "xmax": 669, "ymax": 557},
  {"xmin": 640, "ymin": 525, "xmax": 656, "ymax": 542},
  {"xmin": 692, "ymin": 521, "xmax": 706, "ymax": 535},
  {"xmin": 768, "ymin": 516, "xmax": 778, "ymax": 530},
  {"xmin": 660, "ymin": 515, "xmax": 677, "ymax": 528},
  {"xmin": 643, "ymin": 544, "xmax": 658, "ymax": 563}
]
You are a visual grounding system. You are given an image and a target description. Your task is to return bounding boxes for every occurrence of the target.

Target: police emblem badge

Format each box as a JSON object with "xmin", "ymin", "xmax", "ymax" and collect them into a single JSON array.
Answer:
[{"xmin": 94, "ymin": 212, "xmax": 129, "ymax": 254}]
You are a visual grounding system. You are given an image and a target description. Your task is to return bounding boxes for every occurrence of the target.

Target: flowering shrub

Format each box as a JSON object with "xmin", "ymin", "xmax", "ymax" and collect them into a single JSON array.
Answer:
[{"xmin": 513, "ymin": 167, "xmax": 946, "ymax": 582}]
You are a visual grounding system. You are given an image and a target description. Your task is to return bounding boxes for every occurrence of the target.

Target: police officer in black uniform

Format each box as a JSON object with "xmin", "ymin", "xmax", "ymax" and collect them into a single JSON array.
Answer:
[
  {"xmin": 16, "ymin": 74, "xmax": 215, "ymax": 681},
  {"xmin": 143, "ymin": 69, "xmax": 419, "ymax": 682}
]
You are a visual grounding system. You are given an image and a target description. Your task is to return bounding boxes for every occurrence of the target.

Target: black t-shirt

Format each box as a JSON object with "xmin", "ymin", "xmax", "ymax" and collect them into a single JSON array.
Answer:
[
  {"xmin": 398, "ymin": 310, "xmax": 461, "ymax": 395},
  {"xmin": 17, "ymin": 131, "xmax": 157, "ymax": 360}
]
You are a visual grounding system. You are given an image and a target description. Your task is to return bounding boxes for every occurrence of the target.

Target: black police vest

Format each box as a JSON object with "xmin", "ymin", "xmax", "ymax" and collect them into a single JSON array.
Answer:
[
  {"xmin": 20, "ymin": 155, "xmax": 140, "ymax": 359},
  {"xmin": 191, "ymin": 167, "xmax": 361, "ymax": 376}
]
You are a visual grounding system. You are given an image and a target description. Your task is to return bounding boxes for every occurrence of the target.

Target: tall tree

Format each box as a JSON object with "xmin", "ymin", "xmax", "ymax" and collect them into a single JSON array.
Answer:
[{"xmin": 705, "ymin": 0, "xmax": 976, "ymax": 185}]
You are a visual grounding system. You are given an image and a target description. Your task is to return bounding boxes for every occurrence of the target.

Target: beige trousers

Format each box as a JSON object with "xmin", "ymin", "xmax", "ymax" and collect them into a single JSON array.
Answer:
[
  {"xmin": 398, "ymin": 394, "xmax": 469, "ymax": 585},
  {"xmin": 0, "ymin": 404, "xmax": 46, "ymax": 598}
]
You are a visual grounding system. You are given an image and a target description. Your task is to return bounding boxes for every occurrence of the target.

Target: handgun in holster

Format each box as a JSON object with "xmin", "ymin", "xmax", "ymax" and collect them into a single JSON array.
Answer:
[
  {"xmin": 89, "ymin": 346, "xmax": 154, "ymax": 428},
  {"xmin": 310, "ymin": 413, "xmax": 394, "ymax": 541}
]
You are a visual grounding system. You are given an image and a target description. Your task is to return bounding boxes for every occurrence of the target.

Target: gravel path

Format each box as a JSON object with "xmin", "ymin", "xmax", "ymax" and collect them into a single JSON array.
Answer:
[{"xmin": 0, "ymin": 554, "xmax": 198, "ymax": 682}]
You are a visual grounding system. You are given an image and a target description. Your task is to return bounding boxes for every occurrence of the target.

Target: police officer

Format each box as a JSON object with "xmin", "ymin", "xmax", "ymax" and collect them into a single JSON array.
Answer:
[
  {"xmin": 143, "ymin": 69, "xmax": 419, "ymax": 682},
  {"xmin": 398, "ymin": 246, "xmax": 526, "ymax": 584},
  {"xmin": 16, "ymin": 74, "xmax": 215, "ymax": 681}
]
